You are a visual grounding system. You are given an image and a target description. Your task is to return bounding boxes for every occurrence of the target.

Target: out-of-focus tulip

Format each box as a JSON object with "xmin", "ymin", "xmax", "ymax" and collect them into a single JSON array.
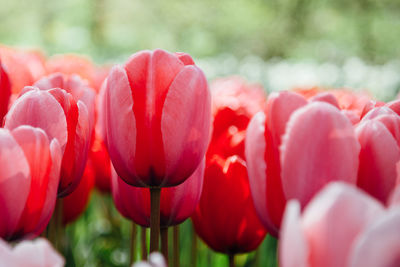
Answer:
[
  {"xmin": 91, "ymin": 136, "xmax": 111, "ymax": 192},
  {"xmin": 245, "ymin": 91, "xmax": 360, "ymax": 236},
  {"xmin": 208, "ymin": 76, "xmax": 265, "ymax": 159},
  {"xmin": 132, "ymin": 252, "xmax": 166, "ymax": 267},
  {"xmin": 0, "ymin": 126, "xmax": 61, "ymax": 240},
  {"xmin": 104, "ymin": 49, "xmax": 211, "ymax": 187},
  {"xmin": 111, "ymin": 160, "xmax": 204, "ymax": 227},
  {"xmin": 192, "ymin": 156, "xmax": 267, "ymax": 254},
  {"xmin": 62, "ymin": 161, "xmax": 95, "ymax": 225},
  {"xmin": 4, "ymin": 87, "xmax": 91, "ymax": 197},
  {"xmin": 0, "ymin": 238, "xmax": 64, "ymax": 267},
  {"xmin": 279, "ymin": 182, "xmax": 400, "ymax": 267},
  {"xmin": 0, "ymin": 45, "xmax": 46, "ymax": 94},
  {"xmin": 0, "ymin": 59, "xmax": 11, "ymax": 124},
  {"xmin": 355, "ymin": 103, "xmax": 400, "ymax": 203},
  {"xmin": 46, "ymin": 54, "xmax": 109, "ymax": 92}
]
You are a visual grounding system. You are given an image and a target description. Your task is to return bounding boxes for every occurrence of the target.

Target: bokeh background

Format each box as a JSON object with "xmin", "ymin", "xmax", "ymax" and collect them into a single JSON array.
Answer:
[
  {"xmin": 2, "ymin": 0, "xmax": 400, "ymax": 99},
  {"xmin": 1, "ymin": 0, "xmax": 400, "ymax": 266}
]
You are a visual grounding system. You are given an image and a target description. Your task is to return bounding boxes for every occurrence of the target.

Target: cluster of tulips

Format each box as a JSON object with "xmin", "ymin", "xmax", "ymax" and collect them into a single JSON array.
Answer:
[{"xmin": 0, "ymin": 44, "xmax": 400, "ymax": 267}]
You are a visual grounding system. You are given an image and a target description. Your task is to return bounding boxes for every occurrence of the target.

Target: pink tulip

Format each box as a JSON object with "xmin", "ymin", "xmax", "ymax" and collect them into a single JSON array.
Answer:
[
  {"xmin": 0, "ymin": 126, "xmax": 61, "ymax": 240},
  {"xmin": 0, "ymin": 59, "xmax": 11, "ymax": 124},
  {"xmin": 0, "ymin": 238, "xmax": 64, "ymax": 267},
  {"xmin": 355, "ymin": 106, "xmax": 400, "ymax": 203},
  {"xmin": 104, "ymin": 49, "xmax": 211, "ymax": 187},
  {"xmin": 245, "ymin": 91, "xmax": 360, "ymax": 236},
  {"xmin": 280, "ymin": 182, "xmax": 400, "ymax": 267},
  {"xmin": 111, "ymin": 159, "xmax": 204, "ymax": 227},
  {"xmin": 4, "ymin": 87, "xmax": 90, "ymax": 197}
]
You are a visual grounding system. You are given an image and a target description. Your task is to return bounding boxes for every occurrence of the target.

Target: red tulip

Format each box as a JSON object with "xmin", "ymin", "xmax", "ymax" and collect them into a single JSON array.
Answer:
[
  {"xmin": 355, "ymin": 105, "xmax": 400, "ymax": 203},
  {"xmin": 245, "ymin": 91, "xmax": 360, "ymax": 236},
  {"xmin": 0, "ymin": 126, "xmax": 61, "ymax": 240},
  {"xmin": 91, "ymin": 136, "xmax": 111, "ymax": 193},
  {"xmin": 208, "ymin": 76, "xmax": 266, "ymax": 159},
  {"xmin": 111, "ymin": 159, "xmax": 204, "ymax": 227},
  {"xmin": 104, "ymin": 49, "xmax": 211, "ymax": 187},
  {"xmin": 192, "ymin": 156, "xmax": 266, "ymax": 254},
  {"xmin": 4, "ymin": 87, "xmax": 91, "ymax": 197},
  {"xmin": 0, "ymin": 59, "xmax": 11, "ymax": 124},
  {"xmin": 0, "ymin": 238, "xmax": 64, "ymax": 267},
  {"xmin": 62, "ymin": 161, "xmax": 95, "ymax": 225},
  {"xmin": 279, "ymin": 182, "xmax": 400, "ymax": 267},
  {"xmin": 0, "ymin": 45, "xmax": 46, "ymax": 94}
]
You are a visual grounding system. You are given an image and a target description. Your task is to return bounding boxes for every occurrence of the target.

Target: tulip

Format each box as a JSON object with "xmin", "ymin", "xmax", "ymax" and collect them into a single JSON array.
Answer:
[
  {"xmin": 46, "ymin": 54, "xmax": 109, "ymax": 92},
  {"xmin": 0, "ymin": 59, "xmax": 11, "ymax": 124},
  {"xmin": 208, "ymin": 76, "xmax": 265, "ymax": 159},
  {"xmin": 279, "ymin": 182, "xmax": 400, "ymax": 267},
  {"xmin": 192, "ymin": 156, "xmax": 267, "ymax": 257},
  {"xmin": 112, "ymin": 159, "xmax": 204, "ymax": 227},
  {"xmin": 0, "ymin": 45, "xmax": 46, "ymax": 94},
  {"xmin": 104, "ymin": 49, "xmax": 211, "ymax": 251},
  {"xmin": 0, "ymin": 238, "xmax": 64, "ymax": 267},
  {"xmin": 133, "ymin": 252, "xmax": 166, "ymax": 267},
  {"xmin": 0, "ymin": 126, "xmax": 61, "ymax": 240},
  {"xmin": 355, "ymin": 104, "xmax": 400, "ymax": 203},
  {"xmin": 245, "ymin": 91, "xmax": 360, "ymax": 236},
  {"xmin": 34, "ymin": 73, "xmax": 96, "ymax": 134},
  {"xmin": 112, "ymin": 159, "xmax": 204, "ymax": 262},
  {"xmin": 4, "ymin": 87, "xmax": 91, "ymax": 197},
  {"xmin": 62, "ymin": 162, "xmax": 95, "ymax": 225}
]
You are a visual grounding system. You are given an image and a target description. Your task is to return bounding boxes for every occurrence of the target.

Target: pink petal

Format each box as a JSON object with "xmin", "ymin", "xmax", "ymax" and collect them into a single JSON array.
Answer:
[
  {"xmin": 4, "ymin": 88, "xmax": 68, "ymax": 153},
  {"xmin": 0, "ymin": 129, "xmax": 30, "ymax": 239},
  {"xmin": 279, "ymin": 200, "xmax": 309, "ymax": 267},
  {"xmin": 349, "ymin": 209, "xmax": 400, "ymax": 267},
  {"xmin": 302, "ymin": 182, "xmax": 384, "ymax": 267},
  {"xmin": 161, "ymin": 65, "xmax": 211, "ymax": 186},
  {"xmin": 389, "ymin": 183, "xmax": 400, "ymax": 208},
  {"xmin": 245, "ymin": 112, "xmax": 278, "ymax": 234},
  {"xmin": 105, "ymin": 65, "xmax": 138, "ymax": 185},
  {"xmin": 373, "ymin": 114, "xmax": 400, "ymax": 147},
  {"xmin": 386, "ymin": 99, "xmax": 400, "ymax": 116},
  {"xmin": 310, "ymin": 92, "xmax": 340, "ymax": 109},
  {"xmin": 361, "ymin": 106, "xmax": 397, "ymax": 121},
  {"xmin": 356, "ymin": 120, "xmax": 400, "ymax": 203},
  {"xmin": 11, "ymin": 126, "xmax": 52, "ymax": 237},
  {"xmin": 13, "ymin": 238, "xmax": 64, "ymax": 267},
  {"xmin": 281, "ymin": 102, "xmax": 360, "ymax": 207},
  {"xmin": 34, "ymin": 139, "xmax": 62, "ymax": 236}
]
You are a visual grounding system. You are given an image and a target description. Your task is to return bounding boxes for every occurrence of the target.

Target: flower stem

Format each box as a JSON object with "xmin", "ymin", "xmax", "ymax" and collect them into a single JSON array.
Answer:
[
  {"xmin": 229, "ymin": 254, "xmax": 235, "ymax": 267},
  {"xmin": 150, "ymin": 187, "xmax": 161, "ymax": 252}
]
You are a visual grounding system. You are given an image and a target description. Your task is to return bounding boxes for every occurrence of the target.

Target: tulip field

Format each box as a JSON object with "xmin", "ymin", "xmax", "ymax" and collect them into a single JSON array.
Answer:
[{"xmin": 1, "ymin": 40, "xmax": 400, "ymax": 267}]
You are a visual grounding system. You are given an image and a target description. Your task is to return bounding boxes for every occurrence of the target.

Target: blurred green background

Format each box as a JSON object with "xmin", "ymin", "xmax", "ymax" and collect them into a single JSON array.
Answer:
[
  {"xmin": 2, "ymin": 0, "xmax": 400, "ymax": 63},
  {"xmin": 2, "ymin": 0, "xmax": 400, "ymax": 99}
]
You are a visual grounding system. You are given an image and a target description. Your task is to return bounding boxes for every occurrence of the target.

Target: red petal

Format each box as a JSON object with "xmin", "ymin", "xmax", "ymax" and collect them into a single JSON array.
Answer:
[{"xmin": 161, "ymin": 65, "xmax": 211, "ymax": 186}]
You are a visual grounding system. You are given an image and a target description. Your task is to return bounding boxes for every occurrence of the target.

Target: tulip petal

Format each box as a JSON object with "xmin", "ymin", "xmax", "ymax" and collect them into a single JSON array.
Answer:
[
  {"xmin": 349, "ymin": 209, "xmax": 400, "ymax": 267},
  {"xmin": 302, "ymin": 182, "xmax": 384, "ymax": 267},
  {"xmin": 4, "ymin": 88, "xmax": 68, "ymax": 153},
  {"xmin": 11, "ymin": 126, "xmax": 52, "ymax": 238},
  {"xmin": 279, "ymin": 200, "xmax": 309, "ymax": 267},
  {"xmin": 161, "ymin": 65, "xmax": 211, "ymax": 186},
  {"xmin": 34, "ymin": 139, "xmax": 62, "ymax": 236},
  {"xmin": 245, "ymin": 112, "xmax": 278, "ymax": 234},
  {"xmin": 105, "ymin": 65, "xmax": 138, "ymax": 185},
  {"xmin": 281, "ymin": 102, "xmax": 360, "ymax": 207},
  {"xmin": 124, "ymin": 50, "xmax": 185, "ymax": 184},
  {"xmin": 310, "ymin": 92, "xmax": 340, "ymax": 109},
  {"xmin": 0, "ymin": 129, "xmax": 30, "ymax": 239},
  {"xmin": 356, "ymin": 120, "xmax": 400, "ymax": 203}
]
